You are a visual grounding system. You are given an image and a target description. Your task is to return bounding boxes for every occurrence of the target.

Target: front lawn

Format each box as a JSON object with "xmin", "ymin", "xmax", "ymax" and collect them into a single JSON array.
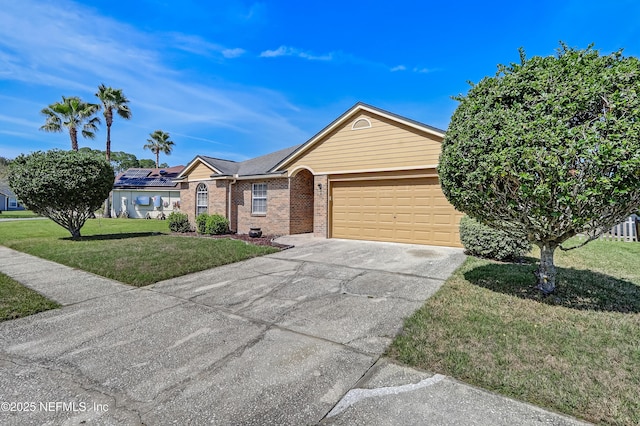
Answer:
[
  {"xmin": 0, "ymin": 272, "xmax": 60, "ymax": 321},
  {"xmin": 0, "ymin": 210, "xmax": 41, "ymax": 218},
  {"xmin": 388, "ymin": 239, "xmax": 640, "ymax": 425},
  {"xmin": 0, "ymin": 218, "xmax": 279, "ymax": 286}
]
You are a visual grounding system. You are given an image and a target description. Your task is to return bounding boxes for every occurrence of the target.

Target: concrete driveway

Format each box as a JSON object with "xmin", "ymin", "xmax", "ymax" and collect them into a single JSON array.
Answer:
[{"xmin": 0, "ymin": 237, "xmax": 587, "ymax": 425}]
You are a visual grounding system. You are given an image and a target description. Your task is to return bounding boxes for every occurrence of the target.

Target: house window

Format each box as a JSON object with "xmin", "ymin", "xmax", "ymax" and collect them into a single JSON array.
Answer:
[
  {"xmin": 8, "ymin": 198, "xmax": 17, "ymax": 209},
  {"xmin": 196, "ymin": 183, "xmax": 208, "ymax": 215},
  {"xmin": 252, "ymin": 183, "xmax": 267, "ymax": 214}
]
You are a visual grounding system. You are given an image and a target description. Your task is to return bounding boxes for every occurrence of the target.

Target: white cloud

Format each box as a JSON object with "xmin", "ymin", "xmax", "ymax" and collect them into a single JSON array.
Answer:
[
  {"xmin": 259, "ymin": 45, "xmax": 334, "ymax": 61},
  {"xmin": 222, "ymin": 48, "xmax": 246, "ymax": 58},
  {"xmin": 260, "ymin": 46, "xmax": 291, "ymax": 58},
  {"xmin": 391, "ymin": 65, "xmax": 406, "ymax": 72},
  {"xmin": 0, "ymin": 114, "xmax": 41, "ymax": 128},
  {"xmin": 413, "ymin": 67, "xmax": 432, "ymax": 73},
  {"xmin": 167, "ymin": 33, "xmax": 245, "ymax": 59},
  {"xmin": 0, "ymin": 0, "xmax": 308, "ymax": 164}
]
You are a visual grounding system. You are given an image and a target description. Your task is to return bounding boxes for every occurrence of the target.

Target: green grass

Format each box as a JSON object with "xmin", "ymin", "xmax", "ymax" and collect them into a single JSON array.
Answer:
[
  {"xmin": 0, "ymin": 218, "xmax": 278, "ymax": 286},
  {"xmin": 388, "ymin": 239, "xmax": 640, "ymax": 425},
  {"xmin": 0, "ymin": 272, "xmax": 60, "ymax": 321},
  {"xmin": 0, "ymin": 210, "xmax": 41, "ymax": 218}
]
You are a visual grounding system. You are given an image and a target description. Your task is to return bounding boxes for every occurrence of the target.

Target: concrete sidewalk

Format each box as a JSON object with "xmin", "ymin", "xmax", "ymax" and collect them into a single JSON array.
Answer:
[
  {"xmin": 0, "ymin": 240, "xmax": 590, "ymax": 425},
  {"xmin": 0, "ymin": 245, "xmax": 131, "ymax": 305}
]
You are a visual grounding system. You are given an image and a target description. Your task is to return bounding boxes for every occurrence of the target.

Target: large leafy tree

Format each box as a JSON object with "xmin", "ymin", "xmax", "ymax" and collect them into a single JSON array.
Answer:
[
  {"xmin": 8, "ymin": 150, "xmax": 114, "ymax": 238},
  {"xmin": 78, "ymin": 147, "xmax": 161, "ymax": 174},
  {"xmin": 143, "ymin": 130, "xmax": 174, "ymax": 168},
  {"xmin": 0, "ymin": 156, "xmax": 11, "ymax": 179},
  {"xmin": 440, "ymin": 44, "xmax": 640, "ymax": 294},
  {"xmin": 40, "ymin": 96, "xmax": 101, "ymax": 151},
  {"xmin": 138, "ymin": 159, "xmax": 168, "ymax": 168},
  {"xmin": 95, "ymin": 85, "xmax": 131, "ymax": 218},
  {"xmin": 110, "ymin": 151, "xmax": 143, "ymax": 173}
]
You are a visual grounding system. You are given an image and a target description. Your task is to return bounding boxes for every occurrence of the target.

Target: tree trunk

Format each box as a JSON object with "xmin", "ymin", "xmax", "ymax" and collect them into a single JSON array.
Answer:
[
  {"xmin": 69, "ymin": 226, "xmax": 82, "ymax": 239},
  {"xmin": 155, "ymin": 151, "xmax": 159, "ymax": 168},
  {"xmin": 70, "ymin": 127, "xmax": 78, "ymax": 151},
  {"xmin": 535, "ymin": 243, "xmax": 557, "ymax": 294},
  {"xmin": 104, "ymin": 113, "xmax": 113, "ymax": 219},
  {"xmin": 105, "ymin": 110, "xmax": 113, "ymax": 162},
  {"xmin": 103, "ymin": 196, "xmax": 111, "ymax": 218}
]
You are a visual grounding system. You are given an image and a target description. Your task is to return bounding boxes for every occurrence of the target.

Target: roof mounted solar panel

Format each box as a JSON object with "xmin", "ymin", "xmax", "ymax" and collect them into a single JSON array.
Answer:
[{"xmin": 122, "ymin": 169, "xmax": 151, "ymax": 179}]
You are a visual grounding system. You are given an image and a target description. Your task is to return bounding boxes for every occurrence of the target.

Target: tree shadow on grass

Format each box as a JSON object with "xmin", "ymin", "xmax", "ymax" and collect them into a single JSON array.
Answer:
[
  {"xmin": 464, "ymin": 258, "xmax": 640, "ymax": 313},
  {"xmin": 61, "ymin": 232, "xmax": 165, "ymax": 241}
]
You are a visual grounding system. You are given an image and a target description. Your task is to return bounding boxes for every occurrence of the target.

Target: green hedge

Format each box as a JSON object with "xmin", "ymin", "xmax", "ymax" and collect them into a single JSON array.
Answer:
[
  {"xmin": 167, "ymin": 212, "xmax": 191, "ymax": 233},
  {"xmin": 205, "ymin": 214, "xmax": 229, "ymax": 235},
  {"xmin": 459, "ymin": 215, "xmax": 531, "ymax": 261},
  {"xmin": 195, "ymin": 213, "xmax": 209, "ymax": 234},
  {"xmin": 196, "ymin": 213, "xmax": 229, "ymax": 235}
]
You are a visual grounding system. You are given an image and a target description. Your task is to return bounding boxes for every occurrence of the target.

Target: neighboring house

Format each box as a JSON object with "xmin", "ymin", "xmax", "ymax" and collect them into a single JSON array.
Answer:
[
  {"xmin": 177, "ymin": 102, "xmax": 464, "ymax": 247},
  {"xmin": 0, "ymin": 181, "xmax": 24, "ymax": 211},
  {"xmin": 112, "ymin": 166, "xmax": 184, "ymax": 219}
]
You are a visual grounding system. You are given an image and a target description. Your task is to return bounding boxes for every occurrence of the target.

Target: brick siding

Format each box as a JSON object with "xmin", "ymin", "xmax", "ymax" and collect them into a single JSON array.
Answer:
[
  {"xmin": 181, "ymin": 174, "xmax": 323, "ymax": 237},
  {"xmin": 209, "ymin": 180, "xmax": 228, "ymax": 217},
  {"xmin": 179, "ymin": 182, "xmax": 195, "ymax": 226},
  {"xmin": 232, "ymin": 179, "xmax": 291, "ymax": 236},
  {"xmin": 289, "ymin": 169, "xmax": 314, "ymax": 234},
  {"xmin": 180, "ymin": 180, "xmax": 228, "ymax": 227},
  {"xmin": 313, "ymin": 175, "xmax": 328, "ymax": 237}
]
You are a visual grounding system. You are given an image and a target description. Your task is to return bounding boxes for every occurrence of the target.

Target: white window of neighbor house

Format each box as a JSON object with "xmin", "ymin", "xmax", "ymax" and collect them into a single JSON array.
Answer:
[
  {"xmin": 252, "ymin": 183, "xmax": 267, "ymax": 214},
  {"xmin": 8, "ymin": 198, "xmax": 17, "ymax": 209},
  {"xmin": 196, "ymin": 183, "xmax": 208, "ymax": 215}
]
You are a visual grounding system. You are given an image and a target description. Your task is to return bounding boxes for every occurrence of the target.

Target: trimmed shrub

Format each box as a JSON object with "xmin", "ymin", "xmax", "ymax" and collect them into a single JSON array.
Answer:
[
  {"xmin": 205, "ymin": 213, "xmax": 229, "ymax": 235},
  {"xmin": 196, "ymin": 213, "xmax": 209, "ymax": 234},
  {"xmin": 168, "ymin": 212, "xmax": 191, "ymax": 233},
  {"xmin": 459, "ymin": 215, "xmax": 532, "ymax": 261}
]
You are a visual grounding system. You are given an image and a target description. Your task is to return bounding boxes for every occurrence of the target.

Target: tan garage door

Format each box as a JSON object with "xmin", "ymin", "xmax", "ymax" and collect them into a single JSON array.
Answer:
[{"xmin": 331, "ymin": 177, "xmax": 463, "ymax": 247}]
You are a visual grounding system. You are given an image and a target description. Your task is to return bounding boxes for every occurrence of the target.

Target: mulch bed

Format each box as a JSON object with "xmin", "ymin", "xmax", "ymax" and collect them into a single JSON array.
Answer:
[{"xmin": 170, "ymin": 232, "xmax": 292, "ymax": 249}]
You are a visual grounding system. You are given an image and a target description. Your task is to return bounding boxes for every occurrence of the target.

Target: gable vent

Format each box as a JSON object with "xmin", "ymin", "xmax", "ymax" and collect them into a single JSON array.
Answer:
[{"xmin": 351, "ymin": 118, "xmax": 372, "ymax": 130}]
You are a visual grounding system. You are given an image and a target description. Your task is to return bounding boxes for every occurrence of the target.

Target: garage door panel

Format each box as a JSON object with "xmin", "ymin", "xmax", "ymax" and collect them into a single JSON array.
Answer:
[
  {"xmin": 433, "ymin": 213, "xmax": 456, "ymax": 225},
  {"xmin": 331, "ymin": 177, "xmax": 463, "ymax": 247}
]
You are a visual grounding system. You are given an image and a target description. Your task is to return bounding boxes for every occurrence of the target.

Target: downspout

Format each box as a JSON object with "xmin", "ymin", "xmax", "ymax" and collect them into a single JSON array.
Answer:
[{"xmin": 228, "ymin": 175, "xmax": 237, "ymax": 232}]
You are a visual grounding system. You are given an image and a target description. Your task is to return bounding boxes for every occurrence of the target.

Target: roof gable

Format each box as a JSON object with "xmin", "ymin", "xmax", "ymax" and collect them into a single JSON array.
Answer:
[
  {"xmin": 178, "ymin": 145, "xmax": 301, "ymax": 180},
  {"xmin": 176, "ymin": 156, "xmax": 230, "ymax": 180},
  {"xmin": 272, "ymin": 102, "xmax": 445, "ymax": 172},
  {"xmin": 0, "ymin": 181, "xmax": 16, "ymax": 198}
]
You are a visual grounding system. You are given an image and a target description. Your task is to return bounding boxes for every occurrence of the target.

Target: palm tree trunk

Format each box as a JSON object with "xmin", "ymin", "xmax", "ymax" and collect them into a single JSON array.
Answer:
[
  {"xmin": 70, "ymin": 127, "xmax": 78, "ymax": 151},
  {"xmin": 106, "ymin": 125, "xmax": 112, "ymax": 161},
  {"xmin": 103, "ymin": 112, "xmax": 113, "ymax": 219},
  {"xmin": 155, "ymin": 151, "xmax": 159, "ymax": 168},
  {"xmin": 105, "ymin": 109, "xmax": 113, "ymax": 162}
]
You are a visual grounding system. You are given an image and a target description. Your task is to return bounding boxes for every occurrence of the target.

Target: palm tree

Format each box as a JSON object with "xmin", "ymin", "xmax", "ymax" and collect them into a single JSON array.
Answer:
[
  {"xmin": 40, "ymin": 96, "xmax": 101, "ymax": 151},
  {"xmin": 95, "ymin": 85, "xmax": 131, "ymax": 218},
  {"xmin": 144, "ymin": 130, "xmax": 174, "ymax": 168},
  {"xmin": 95, "ymin": 84, "xmax": 131, "ymax": 162}
]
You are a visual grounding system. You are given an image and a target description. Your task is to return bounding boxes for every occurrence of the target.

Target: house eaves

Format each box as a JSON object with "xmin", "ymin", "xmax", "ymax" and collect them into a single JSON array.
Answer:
[{"xmin": 210, "ymin": 172, "xmax": 288, "ymax": 180}]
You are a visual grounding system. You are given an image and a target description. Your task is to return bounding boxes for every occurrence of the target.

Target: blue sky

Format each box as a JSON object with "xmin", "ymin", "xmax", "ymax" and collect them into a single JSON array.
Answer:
[{"xmin": 1, "ymin": 0, "xmax": 640, "ymax": 166}]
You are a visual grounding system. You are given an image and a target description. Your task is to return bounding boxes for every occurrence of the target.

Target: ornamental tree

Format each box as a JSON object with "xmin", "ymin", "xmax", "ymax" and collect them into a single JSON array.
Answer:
[
  {"xmin": 439, "ymin": 44, "xmax": 640, "ymax": 294},
  {"xmin": 8, "ymin": 150, "xmax": 114, "ymax": 238}
]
